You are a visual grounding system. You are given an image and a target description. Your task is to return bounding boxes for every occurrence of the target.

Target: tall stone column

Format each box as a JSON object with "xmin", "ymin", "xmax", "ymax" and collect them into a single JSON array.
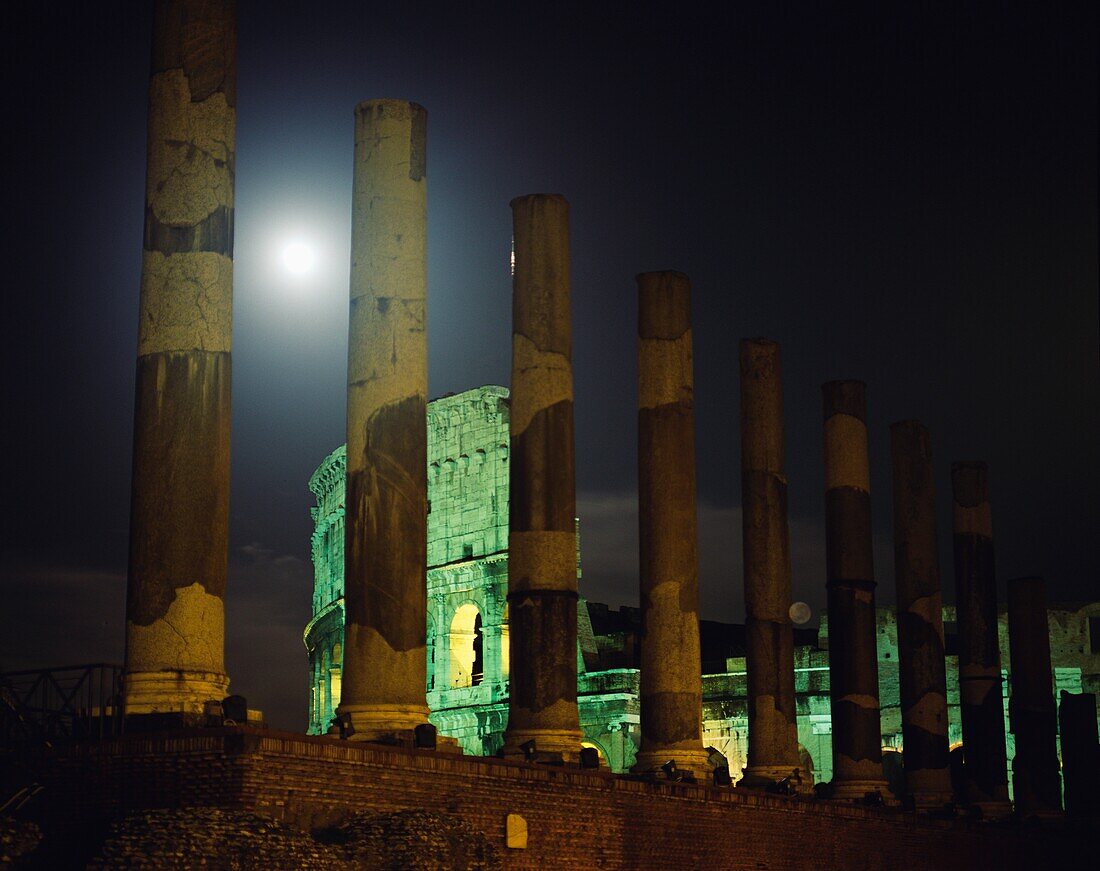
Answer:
[
  {"xmin": 739, "ymin": 339, "xmax": 801, "ymax": 785},
  {"xmin": 1006, "ymin": 576, "xmax": 1062, "ymax": 818},
  {"xmin": 631, "ymin": 271, "xmax": 708, "ymax": 779},
  {"xmin": 951, "ymin": 462, "xmax": 1011, "ymax": 816},
  {"xmin": 123, "ymin": 0, "xmax": 236, "ymax": 715},
  {"xmin": 822, "ymin": 381, "xmax": 888, "ymax": 800},
  {"xmin": 1059, "ymin": 692, "xmax": 1100, "ymax": 818},
  {"xmin": 889, "ymin": 421, "xmax": 952, "ymax": 807},
  {"xmin": 338, "ymin": 99, "xmax": 430, "ymax": 740},
  {"xmin": 502, "ymin": 194, "xmax": 583, "ymax": 762}
]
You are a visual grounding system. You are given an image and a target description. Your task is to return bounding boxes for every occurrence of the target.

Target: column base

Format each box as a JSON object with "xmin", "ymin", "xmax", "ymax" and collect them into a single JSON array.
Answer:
[
  {"xmin": 122, "ymin": 669, "xmax": 229, "ymax": 716},
  {"xmin": 1015, "ymin": 807, "xmax": 1063, "ymax": 822},
  {"xmin": 905, "ymin": 769, "xmax": 954, "ymax": 808},
  {"xmin": 502, "ymin": 728, "xmax": 583, "ymax": 764},
  {"xmin": 741, "ymin": 763, "xmax": 813, "ymax": 794},
  {"xmin": 969, "ymin": 800, "xmax": 1014, "ymax": 820},
  {"xmin": 831, "ymin": 778, "xmax": 893, "ymax": 803},
  {"xmin": 337, "ymin": 703, "xmax": 430, "ymax": 742},
  {"xmin": 633, "ymin": 748, "xmax": 712, "ymax": 783},
  {"xmin": 910, "ymin": 791, "xmax": 956, "ymax": 810}
]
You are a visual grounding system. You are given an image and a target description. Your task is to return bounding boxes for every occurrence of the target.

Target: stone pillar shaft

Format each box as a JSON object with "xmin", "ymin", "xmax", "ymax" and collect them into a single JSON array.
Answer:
[
  {"xmin": 740, "ymin": 339, "xmax": 800, "ymax": 783},
  {"xmin": 503, "ymin": 194, "xmax": 582, "ymax": 760},
  {"xmin": 123, "ymin": 0, "xmax": 236, "ymax": 715},
  {"xmin": 1059, "ymin": 692, "xmax": 1100, "ymax": 818},
  {"xmin": 822, "ymin": 381, "xmax": 888, "ymax": 800},
  {"xmin": 632, "ymin": 272, "xmax": 708, "ymax": 778},
  {"xmin": 339, "ymin": 99, "xmax": 429, "ymax": 739},
  {"xmin": 951, "ymin": 461, "xmax": 1011, "ymax": 815},
  {"xmin": 889, "ymin": 421, "xmax": 952, "ymax": 807},
  {"xmin": 1007, "ymin": 576, "xmax": 1062, "ymax": 818}
]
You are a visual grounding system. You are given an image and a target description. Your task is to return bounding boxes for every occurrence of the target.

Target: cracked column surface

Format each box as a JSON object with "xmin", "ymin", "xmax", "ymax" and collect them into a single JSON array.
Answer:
[
  {"xmin": 502, "ymin": 194, "xmax": 583, "ymax": 762},
  {"xmin": 739, "ymin": 339, "xmax": 801, "ymax": 786},
  {"xmin": 822, "ymin": 381, "xmax": 888, "ymax": 800},
  {"xmin": 1007, "ymin": 576, "xmax": 1063, "ymax": 819},
  {"xmin": 889, "ymin": 421, "xmax": 952, "ymax": 807},
  {"xmin": 631, "ymin": 272, "xmax": 708, "ymax": 780},
  {"xmin": 123, "ymin": 0, "xmax": 236, "ymax": 715},
  {"xmin": 338, "ymin": 99, "xmax": 430, "ymax": 740},
  {"xmin": 951, "ymin": 461, "xmax": 1011, "ymax": 817}
]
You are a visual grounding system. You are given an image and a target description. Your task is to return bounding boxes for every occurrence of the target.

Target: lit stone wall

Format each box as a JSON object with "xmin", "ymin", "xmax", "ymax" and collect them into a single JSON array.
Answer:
[{"xmin": 427, "ymin": 386, "xmax": 510, "ymax": 565}]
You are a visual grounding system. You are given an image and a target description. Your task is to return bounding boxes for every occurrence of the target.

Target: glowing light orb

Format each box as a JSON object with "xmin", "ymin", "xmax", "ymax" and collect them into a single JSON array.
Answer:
[
  {"xmin": 789, "ymin": 602, "xmax": 812, "ymax": 625},
  {"xmin": 282, "ymin": 240, "xmax": 316, "ymax": 275}
]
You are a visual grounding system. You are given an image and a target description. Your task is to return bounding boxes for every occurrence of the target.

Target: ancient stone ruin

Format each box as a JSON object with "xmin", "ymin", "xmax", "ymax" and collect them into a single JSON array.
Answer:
[{"xmin": 6, "ymin": 1, "xmax": 1097, "ymax": 867}]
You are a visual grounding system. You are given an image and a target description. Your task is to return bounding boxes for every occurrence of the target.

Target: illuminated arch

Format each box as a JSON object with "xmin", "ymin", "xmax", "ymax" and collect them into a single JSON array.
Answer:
[
  {"xmin": 581, "ymin": 740, "xmax": 608, "ymax": 766},
  {"xmin": 426, "ymin": 614, "xmax": 436, "ymax": 691},
  {"xmin": 500, "ymin": 602, "xmax": 510, "ymax": 680},
  {"xmin": 449, "ymin": 602, "xmax": 484, "ymax": 687}
]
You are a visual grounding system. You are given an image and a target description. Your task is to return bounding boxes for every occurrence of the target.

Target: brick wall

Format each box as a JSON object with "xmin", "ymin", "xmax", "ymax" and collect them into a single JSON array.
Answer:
[{"xmin": 38, "ymin": 728, "xmax": 1080, "ymax": 869}]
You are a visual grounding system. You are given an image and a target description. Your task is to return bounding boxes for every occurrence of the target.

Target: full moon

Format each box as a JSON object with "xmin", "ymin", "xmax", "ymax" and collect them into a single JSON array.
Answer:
[
  {"xmin": 281, "ymin": 240, "xmax": 316, "ymax": 275},
  {"xmin": 789, "ymin": 602, "xmax": 812, "ymax": 625}
]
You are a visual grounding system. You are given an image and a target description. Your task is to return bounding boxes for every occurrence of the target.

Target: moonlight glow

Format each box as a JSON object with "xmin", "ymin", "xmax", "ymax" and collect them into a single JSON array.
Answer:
[{"xmin": 281, "ymin": 240, "xmax": 316, "ymax": 275}]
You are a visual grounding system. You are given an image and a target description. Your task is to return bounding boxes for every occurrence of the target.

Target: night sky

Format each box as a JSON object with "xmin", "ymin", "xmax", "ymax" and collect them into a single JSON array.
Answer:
[{"xmin": 2, "ymin": 1, "xmax": 1096, "ymax": 731}]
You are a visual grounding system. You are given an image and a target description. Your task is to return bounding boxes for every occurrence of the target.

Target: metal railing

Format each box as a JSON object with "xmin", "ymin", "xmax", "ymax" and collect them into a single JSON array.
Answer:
[{"xmin": 1, "ymin": 663, "xmax": 124, "ymax": 748}]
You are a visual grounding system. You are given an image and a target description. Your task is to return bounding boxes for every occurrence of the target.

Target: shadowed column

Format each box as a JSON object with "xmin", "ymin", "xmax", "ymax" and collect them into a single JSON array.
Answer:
[
  {"xmin": 502, "ymin": 194, "xmax": 583, "ymax": 762},
  {"xmin": 822, "ymin": 381, "xmax": 888, "ymax": 800},
  {"xmin": 889, "ymin": 421, "xmax": 952, "ymax": 807},
  {"xmin": 951, "ymin": 462, "xmax": 1011, "ymax": 817},
  {"xmin": 1007, "ymin": 576, "xmax": 1062, "ymax": 819},
  {"xmin": 631, "ymin": 271, "xmax": 708, "ymax": 780},
  {"xmin": 1059, "ymin": 692, "xmax": 1100, "ymax": 818},
  {"xmin": 123, "ymin": 0, "xmax": 236, "ymax": 715},
  {"xmin": 740, "ymin": 339, "xmax": 801, "ymax": 786},
  {"xmin": 338, "ymin": 99, "xmax": 429, "ymax": 740}
]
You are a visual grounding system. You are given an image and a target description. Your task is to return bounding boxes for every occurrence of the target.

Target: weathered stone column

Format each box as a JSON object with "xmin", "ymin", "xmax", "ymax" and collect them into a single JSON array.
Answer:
[
  {"xmin": 822, "ymin": 381, "xmax": 888, "ymax": 800},
  {"xmin": 739, "ymin": 339, "xmax": 801, "ymax": 786},
  {"xmin": 889, "ymin": 421, "xmax": 953, "ymax": 808},
  {"xmin": 631, "ymin": 272, "xmax": 708, "ymax": 779},
  {"xmin": 123, "ymin": 0, "xmax": 236, "ymax": 715},
  {"xmin": 1007, "ymin": 576, "xmax": 1062, "ymax": 818},
  {"xmin": 951, "ymin": 461, "xmax": 1011, "ymax": 816},
  {"xmin": 1059, "ymin": 691, "xmax": 1100, "ymax": 818},
  {"xmin": 502, "ymin": 194, "xmax": 583, "ymax": 761},
  {"xmin": 338, "ymin": 99, "xmax": 430, "ymax": 740}
]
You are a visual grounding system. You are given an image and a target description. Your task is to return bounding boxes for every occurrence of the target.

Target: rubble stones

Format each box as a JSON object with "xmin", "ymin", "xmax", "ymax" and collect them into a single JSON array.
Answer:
[
  {"xmin": 83, "ymin": 807, "xmax": 500, "ymax": 870},
  {"xmin": 88, "ymin": 809, "xmax": 347, "ymax": 869},
  {"xmin": 1, "ymin": 817, "xmax": 42, "ymax": 864},
  {"xmin": 329, "ymin": 809, "xmax": 502, "ymax": 870}
]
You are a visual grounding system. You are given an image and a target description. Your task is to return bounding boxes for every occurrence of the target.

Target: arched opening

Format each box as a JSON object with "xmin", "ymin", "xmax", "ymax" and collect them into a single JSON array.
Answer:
[
  {"xmin": 882, "ymin": 748, "xmax": 905, "ymax": 799},
  {"xmin": 449, "ymin": 603, "xmax": 484, "ymax": 687},
  {"xmin": 329, "ymin": 642, "xmax": 343, "ymax": 712},
  {"xmin": 949, "ymin": 742, "xmax": 966, "ymax": 799},
  {"xmin": 500, "ymin": 603, "xmax": 510, "ymax": 680},
  {"xmin": 427, "ymin": 615, "xmax": 436, "ymax": 691},
  {"xmin": 706, "ymin": 746, "xmax": 730, "ymax": 781},
  {"xmin": 581, "ymin": 741, "xmax": 607, "ymax": 767},
  {"xmin": 797, "ymin": 743, "xmax": 817, "ymax": 788}
]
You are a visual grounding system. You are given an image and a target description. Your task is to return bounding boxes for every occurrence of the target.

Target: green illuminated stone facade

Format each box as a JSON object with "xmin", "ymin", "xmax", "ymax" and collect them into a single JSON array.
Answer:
[{"xmin": 306, "ymin": 385, "xmax": 1100, "ymax": 788}]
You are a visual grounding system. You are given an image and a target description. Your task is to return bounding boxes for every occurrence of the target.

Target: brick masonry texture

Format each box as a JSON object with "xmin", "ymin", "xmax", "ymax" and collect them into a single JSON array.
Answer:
[{"xmin": 35, "ymin": 728, "xmax": 1083, "ymax": 869}]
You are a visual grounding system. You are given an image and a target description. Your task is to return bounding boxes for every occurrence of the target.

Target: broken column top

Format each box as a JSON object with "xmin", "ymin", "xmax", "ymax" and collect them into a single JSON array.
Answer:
[
  {"xmin": 952, "ymin": 461, "xmax": 990, "ymax": 505},
  {"xmin": 510, "ymin": 192, "xmax": 568, "ymax": 208},
  {"xmin": 822, "ymin": 380, "xmax": 867, "ymax": 421},
  {"xmin": 637, "ymin": 271, "xmax": 691, "ymax": 338}
]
